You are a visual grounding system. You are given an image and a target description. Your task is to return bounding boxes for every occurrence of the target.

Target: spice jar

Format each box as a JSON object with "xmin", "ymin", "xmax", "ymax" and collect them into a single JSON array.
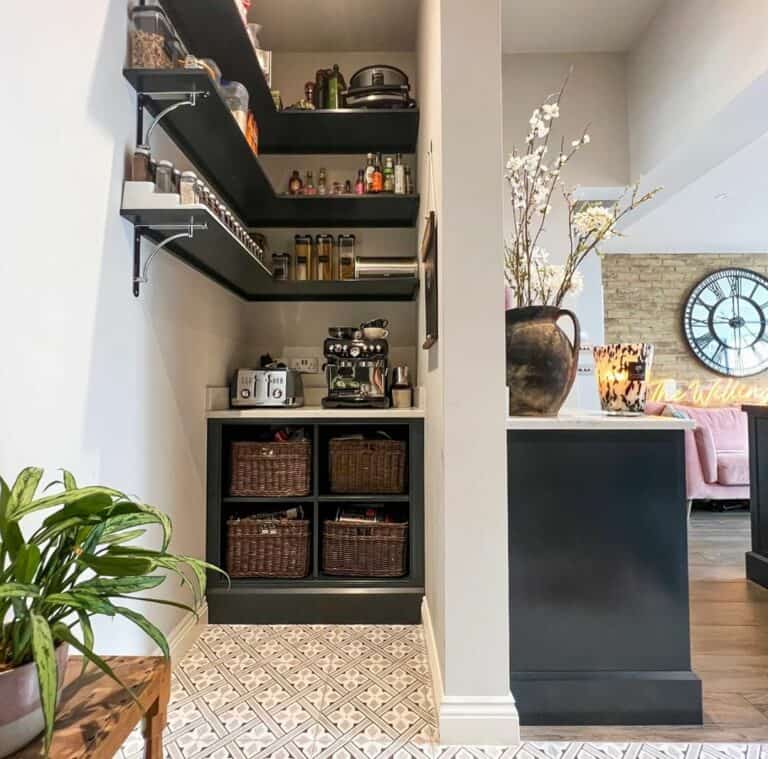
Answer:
[
  {"xmin": 294, "ymin": 235, "xmax": 313, "ymax": 279},
  {"xmin": 272, "ymin": 252, "xmax": 291, "ymax": 280},
  {"xmin": 288, "ymin": 170, "xmax": 303, "ymax": 195},
  {"xmin": 179, "ymin": 170, "xmax": 198, "ymax": 204},
  {"xmin": 338, "ymin": 234, "xmax": 356, "ymax": 280},
  {"xmin": 316, "ymin": 234, "xmax": 334, "ymax": 281},
  {"xmin": 129, "ymin": 5, "xmax": 176, "ymax": 70},
  {"xmin": 154, "ymin": 160, "xmax": 174, "ymax": 193},
  {"xmin": 132, "ymin": 145, "xmax": 152, "ymax": 182}
]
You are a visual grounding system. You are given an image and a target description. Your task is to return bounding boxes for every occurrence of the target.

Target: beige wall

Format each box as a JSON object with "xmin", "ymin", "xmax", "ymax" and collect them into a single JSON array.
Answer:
[
  {"xmin": 502, "ymin": 53, "xmax": 630, "ymax": 348},
  {"xmin": 603, "ymin": 253, "xmax": 768, "ymax": 388}
]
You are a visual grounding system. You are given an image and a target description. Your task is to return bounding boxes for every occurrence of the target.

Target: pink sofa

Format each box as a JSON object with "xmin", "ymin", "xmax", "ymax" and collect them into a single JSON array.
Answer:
[{"xmin": 645, "ymin": 401, "xmax": 749, "ymax": 502}]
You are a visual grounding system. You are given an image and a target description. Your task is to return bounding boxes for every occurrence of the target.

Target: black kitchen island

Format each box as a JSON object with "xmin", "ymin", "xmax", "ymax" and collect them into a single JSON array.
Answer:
[
  {"xmin": 507, "ymin": 412, "xmax": 702, "ymax": 725},
  {"xmin": 742, "ymin": 405, "xmax": 768, "ymax": 589}
]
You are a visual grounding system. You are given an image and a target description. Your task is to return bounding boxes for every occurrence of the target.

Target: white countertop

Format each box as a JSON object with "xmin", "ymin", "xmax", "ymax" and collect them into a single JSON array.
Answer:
[
  {"xmin": 207, "ymin": 405, "xmax": 425, "ymax": 420},
  {"xmin": 506, "ymin": 410, "xmax": 694, "ymax": 431}
]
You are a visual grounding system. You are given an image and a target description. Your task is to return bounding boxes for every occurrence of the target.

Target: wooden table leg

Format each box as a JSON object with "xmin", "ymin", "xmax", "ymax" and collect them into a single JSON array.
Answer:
[{"xmin": 142, "ymin": 697, "xmax": 167, "ymax": 759}]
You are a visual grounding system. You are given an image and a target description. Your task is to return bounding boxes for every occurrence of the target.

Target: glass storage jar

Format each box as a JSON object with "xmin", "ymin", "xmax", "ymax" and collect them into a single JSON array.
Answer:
[
  {"xmin": 221, "ymin": 81, "xmax": 249, "ymax": 134},
  {"xmin": 179, "ymin": 171, "xmax": 198, "ymax": 204},
  {"xmin": 129, "ymin": 6, "xmax": 177, "ymax": 70},
  {"xmin": 294, "ymin": 235, "xmax": 313, "ymax": 279},
  {"xmin": 338, "ymin": 234, "xmax": 356, "ymax": 280},
  {"xmin": 132, "ymin": 145, "xmax": 152, "ymax": 182},
  {"xmin": 154, "ymin": 160, "xmax": 174, "ymax": 193},
  {"xmin": 316, "ymin": 234, "xmax": 334, "ymax": 281},
  {"xmin": 272, "ymin": 252, "xmax": 291, "ymax": 280}
]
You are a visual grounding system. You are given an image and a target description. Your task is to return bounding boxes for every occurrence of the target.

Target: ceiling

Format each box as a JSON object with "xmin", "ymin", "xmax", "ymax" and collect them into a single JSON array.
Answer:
[
  {"xmin": 502, "ymin": 0, "xmax": 665, "ymax": 54},
  {"xmin": 248, "ymin": 0, "xmax": 418, "ymax": 52}
]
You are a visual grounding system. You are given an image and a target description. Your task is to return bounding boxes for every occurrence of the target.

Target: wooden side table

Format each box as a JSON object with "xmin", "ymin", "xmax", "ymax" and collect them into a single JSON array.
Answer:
[{"xmin": 11, "ymin": 656, "xmax": 170, "ymax": 759}]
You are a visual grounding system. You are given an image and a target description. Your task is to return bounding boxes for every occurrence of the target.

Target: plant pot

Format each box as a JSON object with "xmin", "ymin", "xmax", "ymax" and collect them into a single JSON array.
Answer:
[
  {"xmin": 0, "ymin": 643, "xmax": 69, "ymax": 757},
  {"xmin": 506, "ymin": 306, "xmax": 580, "ymax": 416}
]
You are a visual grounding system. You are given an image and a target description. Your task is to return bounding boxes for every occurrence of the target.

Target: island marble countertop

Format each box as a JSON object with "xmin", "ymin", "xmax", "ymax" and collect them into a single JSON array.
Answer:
[{"xmin": 506, "ymin": 410, "xmax": 694, "ymax": 430}]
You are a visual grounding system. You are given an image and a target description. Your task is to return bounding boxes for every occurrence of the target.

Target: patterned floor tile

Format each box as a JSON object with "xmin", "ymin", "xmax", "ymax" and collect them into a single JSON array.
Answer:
[{"xmin": 116, "ymin": 625, "xmax": 768, "ymax": 759}]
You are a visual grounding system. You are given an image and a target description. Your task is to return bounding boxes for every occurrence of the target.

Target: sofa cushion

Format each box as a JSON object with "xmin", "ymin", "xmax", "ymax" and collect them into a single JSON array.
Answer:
[
  {"xmin": 718, "ymin": 452, "xmax": 749, "ymax": 485},
  {"xmin": 666, "ymin": 404, "xmax": 748, "ymax": 484}
]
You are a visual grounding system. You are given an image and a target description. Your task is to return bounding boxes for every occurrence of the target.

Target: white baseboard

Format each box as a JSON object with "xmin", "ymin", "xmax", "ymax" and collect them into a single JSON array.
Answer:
[
  {"xmin": 421, "ymin": 598, "xmax": 520, "ymax": 746},
  {"xmin": 166, "ymin": 602, "xmax": 208, "ymax": 666}
]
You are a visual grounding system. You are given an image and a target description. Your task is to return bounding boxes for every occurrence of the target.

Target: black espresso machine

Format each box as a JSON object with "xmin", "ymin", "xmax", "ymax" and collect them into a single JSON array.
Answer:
[{"xmin": 322, "ymin": 326, "xmax": 390, "ymax": 409}]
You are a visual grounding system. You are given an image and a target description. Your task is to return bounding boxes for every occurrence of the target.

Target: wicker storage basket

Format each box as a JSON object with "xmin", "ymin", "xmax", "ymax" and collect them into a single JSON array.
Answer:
[
  {"xmin": 227, "ymin": 517, "xmax": 310, "ymax": 578},
  {"xmin": 230, "ymin": 440, "xmax": 311, "ymax": 497},
  {"xmin": 322, "ymin": 520, "xmax": 408, "ymax": 577},
  {"xmin": 328, "ymin": 439, "xmax": 406, "ymax": 494}
]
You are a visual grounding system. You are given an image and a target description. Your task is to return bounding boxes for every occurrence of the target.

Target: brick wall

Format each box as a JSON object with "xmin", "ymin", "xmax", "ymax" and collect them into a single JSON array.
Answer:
[{"xmin": 602, "ymin": 253, "xmax": 768, "ymax": 387}]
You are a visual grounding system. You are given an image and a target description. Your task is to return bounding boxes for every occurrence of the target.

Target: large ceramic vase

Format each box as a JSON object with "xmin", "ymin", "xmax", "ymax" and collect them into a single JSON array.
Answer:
[
  {"xmin": 506, "ymin": 306, "xmax": 580, "ymax": 416},
  {"xmin": 0, "ymin": 643, "xmax": 69, "ymax": 757}
]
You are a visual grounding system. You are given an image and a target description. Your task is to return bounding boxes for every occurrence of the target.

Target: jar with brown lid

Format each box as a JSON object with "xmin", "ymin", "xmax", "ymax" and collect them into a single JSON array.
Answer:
[{"xmin": 132, "ymin": 145, "xmax": 152, "ymax": 182}]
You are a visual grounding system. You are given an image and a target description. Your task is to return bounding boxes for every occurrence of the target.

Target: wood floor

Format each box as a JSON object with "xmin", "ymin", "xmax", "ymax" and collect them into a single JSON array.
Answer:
[{"xmin": 522, "ymin": 509, "xmax": 768, "ymax": 742}]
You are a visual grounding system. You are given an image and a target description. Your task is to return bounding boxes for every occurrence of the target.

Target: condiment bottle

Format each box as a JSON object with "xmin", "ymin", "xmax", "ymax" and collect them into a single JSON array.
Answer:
[
  {"xmin": 305, "ymin": 170, "xmax": 317, "ymax": 195},
  {"xmin": 344, "ymin": 179, "xmax": 352, "ymax": 194},
  {"xmin": 383, "ymin": 156, "xmax": 395, "ymax": 193},
  {"xmin": 394, "ymin": 153, "xmax": 406, "ymax": 195},
  {"xmin": 364, "ymin": 153, "xmax": 375, "ymax": 193},
  {"xmin": 304, "ymin": 81, "xmax": 315, "ymax": 103},
  {"xmin": 288, "ymin": 170, "xmax": 303, "ymax": 195},
  {"xmin": 326, "ymin": 64, "xmax": 343, "ymax": 109},
  {"xmin": 318, "ymin": 168, "xmax": 327, "ymax": 196},
  {"xmin": 355, "ymin": 170, "xmax": 365, "ymax": 195},
  {"xmin": 371, "ymin": 157, "xmax": 383, "ymax": 194},
  {"xmin": 132, "ymin": 145, "xmax": 152, "ymax": 182}
]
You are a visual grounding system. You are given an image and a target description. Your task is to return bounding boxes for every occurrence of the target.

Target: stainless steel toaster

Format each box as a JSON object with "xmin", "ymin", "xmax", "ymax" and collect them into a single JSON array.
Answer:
[{"xmin": 230, "ymin": 368, "xmax": 304, "ymax": 408}]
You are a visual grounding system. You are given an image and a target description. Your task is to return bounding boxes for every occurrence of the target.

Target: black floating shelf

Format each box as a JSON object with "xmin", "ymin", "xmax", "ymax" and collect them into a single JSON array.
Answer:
[
  {"xmin": 121, "ymin": 204, "xmax": 418, "ymax": 302},
  {"xmin": 121, "ymin": 206, "xmax": 270, "ymax": 299},
  {"xmin": 124, "ymin": 69, "xmax": 419, "ymax": 227},
  {"xmin": 158, "ymin": 0, "xmax": 419, "ymax": 154}
]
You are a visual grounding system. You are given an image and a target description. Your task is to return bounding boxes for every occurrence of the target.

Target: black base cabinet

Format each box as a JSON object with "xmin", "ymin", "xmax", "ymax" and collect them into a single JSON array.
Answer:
[
  {"xmin": 206, "ymin": 416, "xmax": 424, "ymax": 624},
  {"xmin": 507, "ymin": 428, "xmax": 703, "ymax": 725},
  {"xmin": 743, "ymin": 405, "xmax": 768, "ymax": 589}
]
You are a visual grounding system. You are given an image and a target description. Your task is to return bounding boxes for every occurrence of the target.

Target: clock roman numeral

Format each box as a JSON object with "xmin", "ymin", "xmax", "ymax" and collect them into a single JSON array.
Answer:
[
  {"xmin": 696, "ymin": 333, "xmax": 715, "ymax": 350},
  {"xmin": 727, "ymin": 273, "xmax": 740, "ymax": 296},
  {"xmin": 709, "ymin": 281, "xmax": 725, "ymax": 299}
]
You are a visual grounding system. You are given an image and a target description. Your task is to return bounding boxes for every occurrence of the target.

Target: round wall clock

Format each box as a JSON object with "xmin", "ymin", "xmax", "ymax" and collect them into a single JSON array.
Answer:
[{"xmin": 683, "ymin": 267, "xmax": 768, "ymax": 377}]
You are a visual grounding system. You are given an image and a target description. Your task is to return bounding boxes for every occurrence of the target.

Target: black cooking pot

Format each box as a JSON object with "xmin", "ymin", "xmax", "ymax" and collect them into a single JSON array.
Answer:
[{"xmin": 345, "ymin": 65, "xmax": 415, "ymax": 109}]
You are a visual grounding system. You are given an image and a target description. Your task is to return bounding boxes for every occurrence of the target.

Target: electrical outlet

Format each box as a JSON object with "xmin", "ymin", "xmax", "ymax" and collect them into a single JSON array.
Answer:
[{"xmin": 291, "ymin": 357, "xmax": 320, "ymax": 374}]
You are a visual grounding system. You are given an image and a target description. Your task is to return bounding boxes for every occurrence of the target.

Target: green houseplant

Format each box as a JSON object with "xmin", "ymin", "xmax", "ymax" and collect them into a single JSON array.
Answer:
[{"xmin": 0, "ymin": 467, "xmax": 225, "ymax": 757}]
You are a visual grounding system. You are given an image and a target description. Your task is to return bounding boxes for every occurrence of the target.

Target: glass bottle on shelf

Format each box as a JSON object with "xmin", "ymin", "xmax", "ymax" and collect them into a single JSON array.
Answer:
[
  {"xmin": 364, "ymin": 153, "xmax": 375, "ymax": 193},
  {"xmin": 326, "ymin": 64, "xmax": 343, "ymax": 109},
  {"xmin": 394, "ymin": 153, "xmax": 406, "ymax": 195},
  {"xmin": 318, "ymin": 168, "xmax": 327, "ymax": 196},
  {"xmin": 305, "ymin": 170, "xmax": 316, "ymax": 195},
  {"xmin": 383, "ymin": 156, "xmax": 395, "ymax": 193},
  {"xmin": 355, "ymin": 170, "xmax": 365, "ymax": 195},
  {"xmin": 405, "ymin": 166, "xmax": 414, "ymax": 195},
  {"xmin": 371, "ymin": 156, "xmax": 383, "ymax": 193},
  {"xmin": 288, "ymin": 170, "xmax": 303, "ymax": 195}
]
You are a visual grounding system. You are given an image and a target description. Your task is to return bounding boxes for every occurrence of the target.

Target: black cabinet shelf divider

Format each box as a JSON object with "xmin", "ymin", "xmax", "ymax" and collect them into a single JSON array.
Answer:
[{"xmin": 207, "ymin": 417, "xmax": 424, "ymax": 623}]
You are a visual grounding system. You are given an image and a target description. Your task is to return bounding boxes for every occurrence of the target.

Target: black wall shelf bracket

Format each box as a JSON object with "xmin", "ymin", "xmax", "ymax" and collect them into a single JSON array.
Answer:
[
  {"xmin": 137, "ymin": 89, "xmax": 209, "ymax": 148},
  {"xmin": 133, "ymin": 218, "xmax": 207, "ymax": 297}
]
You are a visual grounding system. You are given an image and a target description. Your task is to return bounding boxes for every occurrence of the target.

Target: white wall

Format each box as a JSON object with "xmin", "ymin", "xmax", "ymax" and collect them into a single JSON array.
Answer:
[
  {"xmin": 0, "ymin": 1, "xmax": 246, "ymax": 653},
  {"xmin": 419, "ymin": 0, "xmax": 518, "ymax": 744},
  {"xmin": 628, "ymin": 0, "xmax": 768, "ymax": 177},
  {"xmin": 502, "ymin": 53, "xmax": 630, "ymax": 359}
]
